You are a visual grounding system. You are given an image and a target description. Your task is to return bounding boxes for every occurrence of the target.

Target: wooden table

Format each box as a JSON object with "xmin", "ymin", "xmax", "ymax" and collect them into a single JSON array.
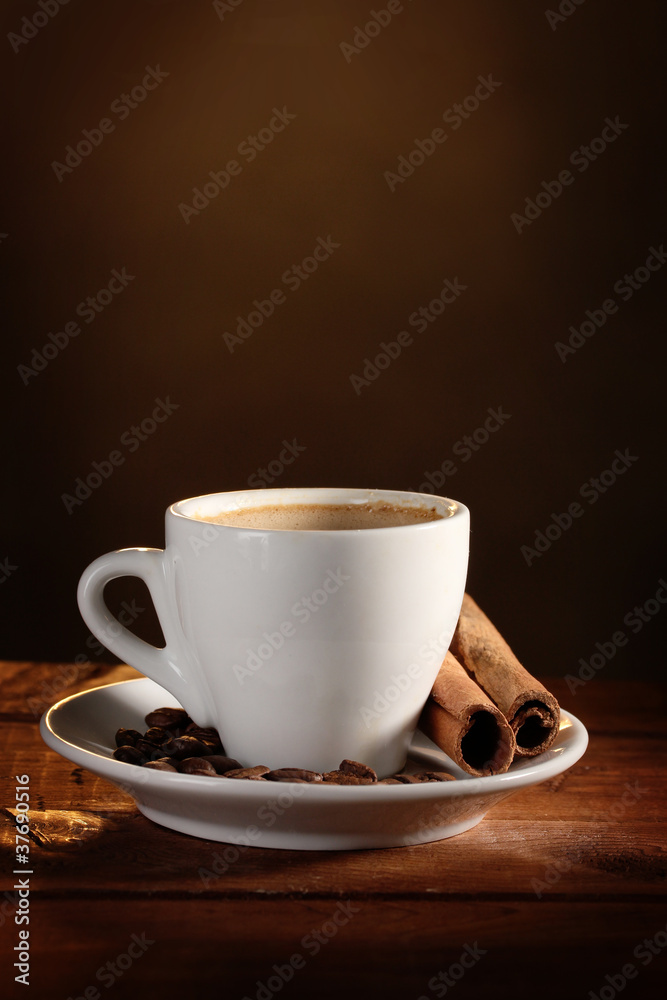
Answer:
[{"xmin": 1, "ymin": 662, "xmax": 665, "ymax": 999}]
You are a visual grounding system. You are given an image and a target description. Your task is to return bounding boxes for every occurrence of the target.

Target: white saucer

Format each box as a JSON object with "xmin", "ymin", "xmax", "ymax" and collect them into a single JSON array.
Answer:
[{"xmin": 40, "ymin": 677, "xmax": 588, "ymax": 851}]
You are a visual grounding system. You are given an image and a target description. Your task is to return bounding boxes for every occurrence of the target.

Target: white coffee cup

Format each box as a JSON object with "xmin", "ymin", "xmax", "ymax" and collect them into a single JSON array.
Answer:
[{"xmin": 77, "ymin": 487, "xmax": 469, "ymax": 775}]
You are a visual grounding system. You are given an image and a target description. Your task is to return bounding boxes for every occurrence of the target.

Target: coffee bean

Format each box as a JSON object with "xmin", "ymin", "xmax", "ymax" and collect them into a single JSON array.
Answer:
[
  {"xmin": 161, "ymin": 736, "xmax": 211, "ymax": 760},
  {"xmin": 188, "ymin": 732, "xmax": 223, "ymax": 751},
  {"xmin": 113, "ymin": 745, "xmax": 146, "ymax": 765},
  {"xmin": 115, "ymin": 728, "xmax": 142, "ymax": 748},
  {"xmin": 339, "ymin": 759, "xmax": 377, "ymax": 782},
  {"xmin": 135, "ymin": 738, "xmax": 167, "ymax": 759},
  {"xmin": 118, "ymin": 706, "xmax": 455, "ymax": 786},
  {"xmin": 178, "ymin": 757, "xmax": 217, "ymax": 776},
  {"xmin": 142, "ymin": 760, "xmax": 177, "ymax": 772},
  {"xmin": 185, "ymin": 725, "xmax": 219, "ymax": 737},
  {"xmin": 144, "ymin": 707, "xmax": 192, "ymax": 732},
  {"xmin": 143, "ymin": 726, "xmax": 170, "ymax": 746},
  {"xmin": 198, "ymin": 737, "xmax": 224, "ymax": 752},
  {"xmin": 223, "ymin": 766, "xmax": 270, "ymax": 780},
  {"xmin": 201, "ymin": 755, "xmax": 242, "ymax": 774},
  {"xmin": 322, "ymin": 770, "xmax": 374, "ymax": 785},
  {"xmin": 264, "ymin": 768, "xmax": 323, "ymax": 783}
]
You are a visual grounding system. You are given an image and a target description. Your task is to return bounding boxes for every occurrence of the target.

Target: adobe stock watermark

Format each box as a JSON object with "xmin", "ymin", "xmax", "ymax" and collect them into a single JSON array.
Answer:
[
  {"xmin": 511, "ymin": 116, "xmax": 629, "ymax": 233},
  {"xmin": 408, "ymin": 406, "xmax": 511, "ymax": 495},
  {"xmin": 565, "ymin": 578, "xmax": 667, "ymax": 694},
  {"xmin": 417, "ymin": 942, "xmax": 487, "ymax": 999},
  {"xmin": 178, "ymin": 106, "xmax": 296, "ymax": 224},
  {"xmin": 61, "ymin": 397, "xmax": 180, "ymax": 514},
  {"xmin": 26, "ymin": 599, "xmax": 145, "ymax": 717},
  {"xmin": 545, "ymin": 0, "xmax": 587, "ymax": 31},
  {"xmin": 384, "ymin": 74, "xmax": 501, "ymax": 192},
  {"xmin": 51, "ymin": 67, "xmax": 169, "ymax": 182},
  {"xmin": 360, "ymin": 630, "xmax": 453, "ymax": 727},
  {"xmin": 401, "ymin": 785, "xmax": 468, "ymax": 847},
  {"xmin": 223, "ymin": 235, "xmax": 340, "ymax": 352},
  {"xmin": 233, "ymin": 569, "xmax": 350, "ymax": 684},
  {"xmin": 520, "ymin": 448, "xmax": 638, "ymax": 566},
  {"xmin": 198, "ymin": 784, "xmax": 307, "ymax": 886},
  {"xmin": 530, "ymin": 852, "xmax": 583, "ymax": 899},
  {"xmin": 186, "ymin": 434, "xmax": 306, "ymax": 550},
  {"xmin": 26, "ymin": 663, "xmax": 91, "ymax": 719},
  {"xmin": 339, "ymin": 1, "xmax": 413, "ymax": 63},
  {"xmin": 555, "ymin": 243, "xmax": 666, "ymax": 362},
  {"xmin": 64, "ymin": 932, "xmax": 155, "ymax": 1000},
  {"xmin": 596, "ymin": 779, "xmax": 647, "ymax": 824},
  {"xmin": 0, "ymin": 557, "xmax": 18, "ymax": 585},
  {"xmin": 241, "ymin": 901, "xmax": 360, "ymax": 1000},
  {"xmin": 8, "ymin": 0, "xmax": 71, "ymax": 54},
  {"xmin": 586, "ymin": 918, "xmax": 667, "ymax": 1000},
  {"xmin": 212, "ymin": 0, "xmax": 245, "ymax": 21},
  {"xmin": 349, "ymin": 276, "xmax": 467, "ymax": 394},
  {"xmin": 17, "ymin": 267, "xmax": 136, "ymax": 385},
  {"xmin": 247, "ymin": 438, "xmax": 306, "ymax": 488}
]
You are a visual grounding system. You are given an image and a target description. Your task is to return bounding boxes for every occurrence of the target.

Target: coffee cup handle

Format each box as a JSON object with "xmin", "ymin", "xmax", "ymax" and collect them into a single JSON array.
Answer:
[{"xmin": 77, "ymin": 547, "xmax": 207, "ymax": 720}]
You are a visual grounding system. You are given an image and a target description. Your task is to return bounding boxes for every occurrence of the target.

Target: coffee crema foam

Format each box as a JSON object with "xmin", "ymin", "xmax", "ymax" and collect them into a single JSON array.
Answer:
[{"xmin": 195, "ymin": 501, "xmax": 446, "ymax": 531}]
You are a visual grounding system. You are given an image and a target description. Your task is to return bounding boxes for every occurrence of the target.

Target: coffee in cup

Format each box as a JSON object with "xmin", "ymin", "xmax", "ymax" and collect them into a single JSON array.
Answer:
[{"xmin": 192, "ymin": 499, "xmax": 446, "ymax": 530}]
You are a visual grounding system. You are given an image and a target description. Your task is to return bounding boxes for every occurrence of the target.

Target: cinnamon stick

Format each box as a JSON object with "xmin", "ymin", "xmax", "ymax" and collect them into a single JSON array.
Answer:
[
  {"xmin": 419, "ymin": 652, "xmax": 516, "ymax": 776},
  {"xmin": 450, "ymin": 594, "xmax": 560, "ymax": 757}
]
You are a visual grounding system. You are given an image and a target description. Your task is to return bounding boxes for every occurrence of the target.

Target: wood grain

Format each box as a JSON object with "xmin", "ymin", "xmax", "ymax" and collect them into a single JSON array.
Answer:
[
  {"xmin": 0, "ymin": 661, "xmax": 141, "ymax": 720},
  {"xmin": 11, "ymin": 899, "xmax": 667, "ymax": 1000},
  {"xmin": 1, "ymin": 662, "xmax": 666, "ymax": 1000}
]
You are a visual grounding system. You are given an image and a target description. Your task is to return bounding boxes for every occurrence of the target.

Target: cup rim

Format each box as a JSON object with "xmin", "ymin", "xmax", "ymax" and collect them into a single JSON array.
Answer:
[{"xmin": 169, "ymin": 487, "xmax": 467, "ymax": 533}]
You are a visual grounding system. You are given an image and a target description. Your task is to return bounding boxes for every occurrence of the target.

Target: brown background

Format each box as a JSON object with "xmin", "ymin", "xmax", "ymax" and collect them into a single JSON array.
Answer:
[{"xmin": 1, "ymin": 0, "xmax": 664, "ymax": 681}]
